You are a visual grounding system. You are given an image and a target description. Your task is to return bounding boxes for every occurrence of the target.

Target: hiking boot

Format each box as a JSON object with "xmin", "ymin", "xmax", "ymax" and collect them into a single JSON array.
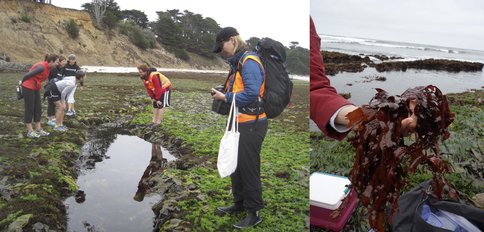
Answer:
[
  {"xmin": 217, "ymin": 204, "xmax": 245, "ymax": 215},
  {"xmin": 53, "ymin": 125, "xmax": 68, "ymax": 132},
  {"xmin": 26, "ymin": 131, "xmax": 41, "ymax": 138},
  {"xmin": 234, "ymin": 211, "xmax": 262, "ymax": 229},
  {"xmin": 35, "ymin": 129, "xmax": 50, "ymax": 136},
  {"xmin": 47, "ymin": 119, "xmax": 56, "ymax": 127}
]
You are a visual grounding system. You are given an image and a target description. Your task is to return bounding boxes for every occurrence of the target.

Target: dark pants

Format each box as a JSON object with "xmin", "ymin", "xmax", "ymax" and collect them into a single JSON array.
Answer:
[
  {"xmin": 47, "ymin": 101, "xmax": 55, "ymax": 117},
  {"xmin": 23, "ymin": 87, "xmax": 42, "ymax": 123},
  {"xmin": 231, "ymin": 119, "xmax": 268, "ymax": 212},
  {"xmin": 45, "ymin": 84, "xmax": 60, "ymax": 117}
]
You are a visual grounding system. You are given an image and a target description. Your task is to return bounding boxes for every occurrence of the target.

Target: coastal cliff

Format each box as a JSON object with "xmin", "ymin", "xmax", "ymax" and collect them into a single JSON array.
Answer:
[{"xmin": 0, "ymin": 1, "xmax": 226, "ymax": 71}]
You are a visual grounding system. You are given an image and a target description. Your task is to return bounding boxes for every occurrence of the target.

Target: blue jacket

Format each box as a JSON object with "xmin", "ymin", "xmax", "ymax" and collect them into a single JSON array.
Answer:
[{"xmin": 225, "ymin": 50, "xmax": 265, "ymax": 107}]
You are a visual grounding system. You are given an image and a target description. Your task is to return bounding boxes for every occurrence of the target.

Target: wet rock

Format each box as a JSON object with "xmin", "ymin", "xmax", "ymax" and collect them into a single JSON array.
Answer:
[
  {"xmin": 321, "ymin": 51, "xmax": 370, "ymax": 75},
  {"xmin": 166, "ymin": 219, "xmax": 182, "ymax": 228},
  {"xmin": 375, "ymin": 59, "xmax": 484, "ymax": 72},
  {"xmin": 32, "ymin": 222, "xmax": 54, "ymax": 232},
  {"xmin": 324, "ymin": 63, "xmax": 365, "ymax": 76},
  {"xmin": 7, "ymin": 214, "xmax": 33, "ymax": 232},
  {"xmin": 339, "ymin": 92, "xmax": 351, "ymax": 99},
  {"xmin": 0, "ymin": 176, "xmax": 11, "ymax": 201},
  {"xmin": 196, "ymin": 194, "xmax": 206, "ymax": 202},
  {"xmin": 375, "ymin": 76, "xmax": 387, "ymax": 81},
  {"xmin": 472, "ymin": 193, "xmax": 484, "ymax": 208},
  {"xmin": 75, "ymin": 190, "xmax": 86, "ymax": 203},
  {"xmin": 150, "ymin": 175, "xmax": 174, "ymax": 194},
  {"xmin": 187, "ymin": 183, "xmax": 197, "ymax": 190},
  {"xmin": 155, "ymin": 199, "xmax": 180, "ymax": 221},
  {"xmin": 0, "ymin": 60, "xmax": 30, "ymax": 72},
  {"xmin": 160, "ymin": 219, "xmax": 191, "ymax": 232},
  {"xmin": 275, "ymin": 171, "xmax": 291, "ymax": 180},
  {"xmin": 322, "ymin": 51, "xmax": 370, "ymax": 64}
]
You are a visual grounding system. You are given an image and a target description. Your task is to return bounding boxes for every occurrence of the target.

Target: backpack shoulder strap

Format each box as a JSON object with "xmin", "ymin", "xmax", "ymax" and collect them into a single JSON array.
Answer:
[
  {"xmin": 239, "ymin": 51, "xmax": 263, "ymax": 70},
  {"xmin": 237, "ymin": 51, "xmax": 265, "ymax": 98}
]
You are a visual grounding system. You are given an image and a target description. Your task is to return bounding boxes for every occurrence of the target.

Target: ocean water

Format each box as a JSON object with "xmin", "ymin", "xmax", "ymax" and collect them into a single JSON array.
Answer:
[
  {"xmin": 320, "ymin": 34, "xmax": 484, "ymax": 105},
  {"xmin": 320, "ymin": 34, "xmax": 484, "ymax": 63},
  {"xmin": 309, "ymin": 35, "xmax": 484, "ymax": 132}
]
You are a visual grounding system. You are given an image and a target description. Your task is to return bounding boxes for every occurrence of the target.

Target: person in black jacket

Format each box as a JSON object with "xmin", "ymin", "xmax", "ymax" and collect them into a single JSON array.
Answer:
[
  {"xmin": 63, "ymin": 54, "xmax": 81, "ymax": 116},
  {"xmin": 46, "ymin": 55, "xmax": 66, "ymax": 126}
]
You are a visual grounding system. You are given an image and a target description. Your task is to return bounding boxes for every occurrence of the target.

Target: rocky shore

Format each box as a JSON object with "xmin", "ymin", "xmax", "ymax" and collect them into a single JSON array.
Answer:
[
  {"xmin": 375, "ymin": 59, "xmax": 484, "ymax": 72},
  {"xmin": 0, "ymin": 60, "xmax": 31, "ymax": 73},
  {"xmin": 322, "ymin": 50, "xmax": 484, "ymax": 75}
]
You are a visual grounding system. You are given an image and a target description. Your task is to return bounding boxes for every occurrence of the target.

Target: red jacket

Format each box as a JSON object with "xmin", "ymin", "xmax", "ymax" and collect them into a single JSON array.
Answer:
[
  {"xmin": 21, "ymin": 61, "xmax": 50, "ymax": 91},
  {"xmin": 143, "ymin": 71, "xmax": 171, "ymax": 101},
  {"xmin": 310, "ymin": 17, "xmax": 352, "ymax": 140}
]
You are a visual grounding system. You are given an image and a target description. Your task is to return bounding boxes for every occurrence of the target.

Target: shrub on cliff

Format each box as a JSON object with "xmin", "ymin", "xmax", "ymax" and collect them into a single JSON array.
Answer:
[
  {"xmin": 102, "ymin": 11, "xmax": 119, "ymax": 30},
  {"xmin": 64, "ymin": 19, "xmax": 80, "ymax": 39},
  {"xmin": 172, "ymin": 48, "xmax": 190, "ymax": 61},
  {"xmin": 19, "ymin": 15, "xmax": 31, "ymax": 23},
  {"xmin": 119, "ymin": 20, "xmax": 156, "ymax": 50}
]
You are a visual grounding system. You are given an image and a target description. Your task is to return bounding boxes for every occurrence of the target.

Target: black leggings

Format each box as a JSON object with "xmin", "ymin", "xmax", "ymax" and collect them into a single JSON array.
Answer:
[
  {"xmin": 231, "ymin": 119, "xmax": 268, "ymax": 212},
  {"xmin": 47, "ymin": 101, "xmax": 55, "ymax": 117},
  {"xmin": 23, "ymin": 87, "xmax": 42, "ymax": 123}
]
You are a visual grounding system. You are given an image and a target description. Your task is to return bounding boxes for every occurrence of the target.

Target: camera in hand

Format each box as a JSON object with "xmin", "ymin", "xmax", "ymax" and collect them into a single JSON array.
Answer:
[
  {"xmin": 212, "ymin": 85, "xmax": 225, "ymax": 95},
  {"xmin": 211, "ymin": 85, "xmax": 230, "ymax": 115}
]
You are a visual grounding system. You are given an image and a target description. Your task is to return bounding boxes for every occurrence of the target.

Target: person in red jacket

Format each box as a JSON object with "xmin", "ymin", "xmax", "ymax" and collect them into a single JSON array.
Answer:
[
  {"xmin": 137, "ymin": 65, "xmax": 172, "ymax": 126},
  {"xmin": 309, "ymin": 17, "xmax": 417, "ymax": 139},
  {"xmin": 21, "ymin": 54, "xmax": 60, "ymax": 138}
]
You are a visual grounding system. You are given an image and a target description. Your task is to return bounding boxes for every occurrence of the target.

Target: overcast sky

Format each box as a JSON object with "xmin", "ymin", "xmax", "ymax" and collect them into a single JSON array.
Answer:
[
  {"xmin": 52, "ymin": 0, "xmax": 309, "ymax": 49},
  {"xmin": 311, "ymin": 0, "xmax": 484, "ymax": 51}
]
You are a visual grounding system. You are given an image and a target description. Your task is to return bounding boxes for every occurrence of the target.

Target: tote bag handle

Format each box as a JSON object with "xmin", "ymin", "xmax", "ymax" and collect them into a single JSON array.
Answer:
[{"xmin": 225, "ymin": 94, "xmax": 238, "ymax": 133}]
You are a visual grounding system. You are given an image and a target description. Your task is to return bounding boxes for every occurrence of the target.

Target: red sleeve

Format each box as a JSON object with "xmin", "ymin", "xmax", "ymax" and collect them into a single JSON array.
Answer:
[
  {"xmin": 310, "ymin": 16, "xmax": 353, "ymax": 140},
  {"xmin": 152, "ymin": 74, "xmax": 166, "ymax": 101},
  {"xmin": 143, "ymin": 80, "xmax": 155, "ymax": 99}
]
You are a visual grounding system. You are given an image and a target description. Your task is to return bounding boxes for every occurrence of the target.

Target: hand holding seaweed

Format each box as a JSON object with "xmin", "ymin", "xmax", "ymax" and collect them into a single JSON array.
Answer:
[{"xmin": 347, "ymin": 85, "xmax": 456, "ymax": 231}]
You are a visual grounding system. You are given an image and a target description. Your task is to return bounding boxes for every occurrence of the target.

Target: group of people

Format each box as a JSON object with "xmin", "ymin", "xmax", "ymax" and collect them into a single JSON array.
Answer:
[{"xmin": 21, "ymin": 53, "xmax": 84, "ymax": 138}]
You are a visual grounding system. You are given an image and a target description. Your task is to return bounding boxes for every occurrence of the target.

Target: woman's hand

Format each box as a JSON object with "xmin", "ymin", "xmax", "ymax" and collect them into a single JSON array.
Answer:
[
  {"xmin": 343, "ymin": 100, "xmax": 418, "ymax": 137},
  {"xmin": 211, "ymin": 88, "xmax": 226, "ymax": 102},
  {"xmin": 401, "ymin": 99, "xmax": 417, "ymax": 136}
]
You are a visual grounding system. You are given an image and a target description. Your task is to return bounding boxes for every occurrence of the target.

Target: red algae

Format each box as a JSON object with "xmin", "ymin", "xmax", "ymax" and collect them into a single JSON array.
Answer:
[{"xmin": 347, "ymin": 85, "xmax": 455, "ymax": 231}]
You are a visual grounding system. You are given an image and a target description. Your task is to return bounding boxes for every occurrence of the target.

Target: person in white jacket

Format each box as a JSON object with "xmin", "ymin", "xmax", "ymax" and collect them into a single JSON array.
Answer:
[{"xmin": 44, "ymin": 70, "xmax": 86, "ymax": 131}]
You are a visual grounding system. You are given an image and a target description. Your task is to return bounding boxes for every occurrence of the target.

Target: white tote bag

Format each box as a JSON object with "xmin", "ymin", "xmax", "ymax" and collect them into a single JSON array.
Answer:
[{"xmin": 217, "ymin": 94, "xmax": 240, "ymax": 178}]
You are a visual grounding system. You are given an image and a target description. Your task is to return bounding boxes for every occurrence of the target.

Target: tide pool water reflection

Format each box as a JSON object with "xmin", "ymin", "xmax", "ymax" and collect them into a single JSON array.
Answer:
[{"xmin": 65, "ymin": 135, "xmax": 176, "ymax": 232}]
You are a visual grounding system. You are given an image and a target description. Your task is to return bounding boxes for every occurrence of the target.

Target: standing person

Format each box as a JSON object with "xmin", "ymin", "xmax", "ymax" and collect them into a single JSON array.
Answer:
[
  {"xmin": 211, "ymin": 27, "xmax": 267, "ymax": 229},
  {"xmin": 44, "ymin": 70, "xmax": 86, "ymax": 131},
  {"xmin": 137, "ymin": 65, "xmax": 172, "ymax": 126},
  {"xmin": 63, "ymin": 54, "xmax": 81, "ymax": 116},
  {"xmin": 309, "ymin": 16, "xmax": 418, "ymax": 139},
  {"xmin": 46, "ymin": 55, "xmax": 66, "ymax": 126},
  {"xmin": 21, "ymin": 54, "xmax": 59, "ymax": 138}
]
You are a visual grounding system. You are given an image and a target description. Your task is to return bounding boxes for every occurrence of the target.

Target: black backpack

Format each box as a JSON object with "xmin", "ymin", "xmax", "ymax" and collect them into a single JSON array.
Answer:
[
  {"xmin": 392, "ymin": 180, "xmax": 484, "ymax": 231},
  {"xmin": 254, "ymin": 38, "xmax": 293, "ymax": 118},
  {"xmin": 237, "ymin": 38, "xmax": 293, "ymax": 119}
]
